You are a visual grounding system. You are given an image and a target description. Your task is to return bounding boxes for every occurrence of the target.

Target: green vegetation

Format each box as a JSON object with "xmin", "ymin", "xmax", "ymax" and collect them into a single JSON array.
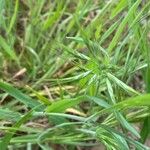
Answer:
[{"xmin": 0, "ymin": 0, "xmax": 150, "ymax": 149}]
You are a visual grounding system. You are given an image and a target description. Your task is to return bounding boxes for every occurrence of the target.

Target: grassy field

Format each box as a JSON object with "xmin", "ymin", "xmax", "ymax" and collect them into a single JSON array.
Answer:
[{"xmin": 0, "ymin": 0, "xmax": 150, "ymax": 149}]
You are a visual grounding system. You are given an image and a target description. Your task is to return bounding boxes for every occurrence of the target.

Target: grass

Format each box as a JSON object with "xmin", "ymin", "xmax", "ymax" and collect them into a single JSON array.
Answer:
[{"xmin": 0, "ymin": 0, "xmax": 150, "ymax": 149}]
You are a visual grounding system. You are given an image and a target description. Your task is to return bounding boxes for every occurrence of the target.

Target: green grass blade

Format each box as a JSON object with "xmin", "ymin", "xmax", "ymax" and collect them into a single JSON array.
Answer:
[
  {"xmin": 0, "ymin": 35, "xmax": 18, "ymax": 61},
  {"xmin": 108, "ymin": 0, "xmax": 141, "ymax": 52},
  {"xmin": 0, "ymin": 108, "xmax": 21, "ymax": 121},
  {"xmin": 107, "ymin": 73, "xmax": 139, "ymax": 95},
  {"xmin": 7, "ymin": 0, "xmax": 19, "ymax": 34},
  {"xmin": 0, "ymin": 109, "xmax": 33, "ymax": 150},
  {"xmin": 106, "ymin": 79, "xmax": 140, "ymax": 138},
  {"xmin": 87, "ymin": 94, "xmax": 150, "ymax": 123},
  {"xmin": 110, "ymin": 0, "xmax": 127, "ymax": 19},
  {"xmin": 0, "ymin": 81, "xmax": 41, "ymax": 109},
  {"xmin": 45, "ymin": 96, "xmax": 86, "ymax": 112}
]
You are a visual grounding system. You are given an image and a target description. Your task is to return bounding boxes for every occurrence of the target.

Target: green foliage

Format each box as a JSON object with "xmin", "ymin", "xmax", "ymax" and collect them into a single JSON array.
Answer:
[{"xmin": 0, "ymin": 0, "xmax": 150, "ymax": 149}]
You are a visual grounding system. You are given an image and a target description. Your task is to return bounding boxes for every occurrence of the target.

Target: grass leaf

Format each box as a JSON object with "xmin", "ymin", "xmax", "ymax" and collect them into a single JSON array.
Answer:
[{"xmin": 0, "ymin": 81, "xmax": 42, "ymax": 109}]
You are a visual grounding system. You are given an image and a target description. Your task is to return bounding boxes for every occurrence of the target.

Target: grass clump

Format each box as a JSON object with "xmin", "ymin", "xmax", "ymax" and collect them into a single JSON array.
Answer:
[{"xmin": 0, "ymin": 0, "xmax": 150, "ymax": 149}]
